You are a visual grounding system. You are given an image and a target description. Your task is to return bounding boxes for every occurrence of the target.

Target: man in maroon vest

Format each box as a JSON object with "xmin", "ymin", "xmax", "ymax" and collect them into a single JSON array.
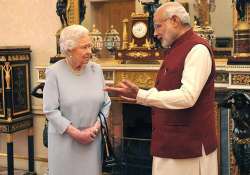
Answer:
[{"xmin": 105, "ymin": 2, "xmax": 218, "ymax": 175}]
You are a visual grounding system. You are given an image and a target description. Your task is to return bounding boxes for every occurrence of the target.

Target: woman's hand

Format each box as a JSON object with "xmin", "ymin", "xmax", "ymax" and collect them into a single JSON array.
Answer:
[
  {"xmin": 77, "ymin": 120, "xmax": 101, "ymax": 144},
  {"xmin": 77, "ymin": 127, "xmax": 97, "ymax": 144},
  {"xmin": 66, "ymin": 125, "xmax": 97, "ymax": 144}
]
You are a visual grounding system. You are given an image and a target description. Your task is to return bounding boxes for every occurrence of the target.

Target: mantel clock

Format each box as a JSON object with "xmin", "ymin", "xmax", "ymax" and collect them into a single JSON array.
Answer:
[
  {"xmin": 116, "ymin": 12, "xmax": 163, "ymax": 62},
  {"xmin": 130, "ymin": 13, "xmax": 151, "ymax": 48}
]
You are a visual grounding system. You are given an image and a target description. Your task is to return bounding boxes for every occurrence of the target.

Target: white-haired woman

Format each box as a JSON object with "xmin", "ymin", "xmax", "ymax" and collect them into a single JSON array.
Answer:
[{"xmin": 43, "ymin": 24, "xmax": 111, "ymax": 175}]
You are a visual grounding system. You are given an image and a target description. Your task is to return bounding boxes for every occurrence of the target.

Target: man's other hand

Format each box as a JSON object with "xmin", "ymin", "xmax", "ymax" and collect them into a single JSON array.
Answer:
[{"xmin": 104, "ymin": 80, "xmax": 139, "ymax": 101}]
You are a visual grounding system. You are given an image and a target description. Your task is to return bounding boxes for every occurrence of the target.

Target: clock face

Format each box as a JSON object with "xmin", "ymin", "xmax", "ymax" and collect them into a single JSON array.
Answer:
[{"xmin": 132, "ymin": 22, "xmax": 148, "ymax": 39}]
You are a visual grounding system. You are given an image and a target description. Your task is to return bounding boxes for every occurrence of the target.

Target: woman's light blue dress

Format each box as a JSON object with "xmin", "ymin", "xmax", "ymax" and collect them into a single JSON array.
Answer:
[{"xmin": 43, "ymin": 60, "xmax": 111, "ymax": 175}]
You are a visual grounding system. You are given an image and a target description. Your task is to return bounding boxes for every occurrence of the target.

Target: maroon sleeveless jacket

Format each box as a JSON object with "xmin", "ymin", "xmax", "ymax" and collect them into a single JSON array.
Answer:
[{"xmin": 151, "ymin": 29, "xmax": 217, "ymax": 159}]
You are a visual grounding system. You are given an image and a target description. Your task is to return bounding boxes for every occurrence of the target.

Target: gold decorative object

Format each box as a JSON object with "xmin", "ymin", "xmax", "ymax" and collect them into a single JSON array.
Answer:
[
  {"xmin": 233, "ymin": 53, "xmax": 250, "ymax": 58},
  {"xmin": 65, "ymin": 0, "xmax": 86, "ymax": 25},
  {"xmin": 0, "ymin": 56, "xmax": 6, "ymax": 62},
  {"xmin": 7, "ymin": 116, "xmax": 12, "ymax": 122},
  {"xmin": 38, "ymin": 69, "xmax": 46, "ymax": 81},
  {"xmin": 115, "ymin": 11, "xmax": 163, "ymax": 63},
  {"xmin": 194, "ymin": 0, "xmax": 210, "ymax": 26},
  {"xmin": 228, "ymin": 1, "xmax": 250, "ymax": 64},
  {"xmin": 130, "ymin": 12, "xmax": 151, "ymax": 48},
  {"xmin": 115, "ymin": 71, "xmax": 157, "ymax": 89},
  {"xmin": 233, "ymin": 136, "xmax": 250, "ymax": 144},
  {"xmin": 131, "ymin": 12, "xmax": 149, "ymax": 18},
  {"xmin": 67, "ymin": 0, "xmax": 74, "ymax": 24},
  {"xmin": 128, "ymin": 39, "xmax": 138, "ymax": 50},
  {"xmin": 89, "ymin": 24, "xmax": 103, "ymax": 60},
  {"xmin": 122, "ymin": 19, "xmax": 129, "ymax": 49},
  {"xmin": 231, "ymin": 74, "xmax": 250, "ymax": 86},
  {"xmin": 104, "ymin": 25, "xmax": 120, "ymax": 57},
  {"xmin": 143, "ymin": 38, "xmax": 155, "ymax": 50},
  {"xmin": 6, "ymin": 134, "xmax": 13, "ymax": 143},
  {"xmin": 127, "ymin": 51, "xmax": 150, "ymax": 58},
  {"xmin": 3, "ymin": 62, "xmax": 12, "ymax": 89},
  {"xmin": 7, "ymin": 55, "xmax": 29, "ymax": 61},
  {"xmin": 192, "ymin": 9, "xmax": 215, "ymax": 47},
  {"xmin": 155, "ymin": 52, "xmax": 160, "ymax": 57},
  {"xmin": 232, "ymin": 2, "xmax": 238, "ymax": 28},
  {"xmin": 234, "ymin": 21, "xmax": 250, "ymax": 31},
  {"xmin": 193, "ymin": 0, "xmax": 216, "ymax": 47}
]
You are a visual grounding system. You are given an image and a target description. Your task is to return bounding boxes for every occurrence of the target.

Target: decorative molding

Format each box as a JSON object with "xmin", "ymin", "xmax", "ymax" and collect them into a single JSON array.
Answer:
[
  {"xmin": 231, "ymin": 73, "xmax": 250, "ymax": 86},
  {"xmin": 115, "ymin": 71, "xmax": 157, "ymax": 89},
  {"xmin": 127, "ymin": 51, "xmax": 151, "ymax": 58},
  {"xmin": 215, "ymin": 71, "xmax": 229, "ymax": 84},
  {"xmin": 7, "ymin": 55, "xmax": 29, "ymax": 61},
  {"xmin": 0, "ymin": 56, "xmax": 6, "ymax": 61},
  {"xmin": 34, "ymin": 61, "xmax": 250, "ymax": 90},
  {"xmin": 103, "ymin": 70, "xmax": 114, "ymax": 81},
  {"xmin": 226, "ymin": 64, "xmax": 250, "ymax": 71},
  {"xmin": 131, "ymin": 12, "xmax": 149, "ymax": 18},
  {"xmin": 233, "ymin": 137, "xmax": 250, "ymax": 144},
  {"xmin": 0, "ymin": 118, "xmax": 33, "ymax": 133},
  {"xmin": 0, "ymin": 153, "xmax": 47, "ymax": 163}
]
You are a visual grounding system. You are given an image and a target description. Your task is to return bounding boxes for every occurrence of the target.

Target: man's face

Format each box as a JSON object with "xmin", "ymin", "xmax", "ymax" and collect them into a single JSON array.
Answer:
[{"xmin": 153, "ymin": 10, "xmax": 178, "ymax": 48}]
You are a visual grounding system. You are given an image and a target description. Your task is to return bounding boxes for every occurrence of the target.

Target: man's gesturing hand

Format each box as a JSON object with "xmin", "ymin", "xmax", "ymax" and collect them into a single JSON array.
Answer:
[{"xmin": 104, "ymin": 80, "xmax": 139, "ymax": 101}]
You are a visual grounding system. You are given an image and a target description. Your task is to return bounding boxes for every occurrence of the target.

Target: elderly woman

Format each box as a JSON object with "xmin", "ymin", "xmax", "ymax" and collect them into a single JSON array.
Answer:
[{"xmin": 43, "ymin": 25, "xmax": 111, "ymax": 175}]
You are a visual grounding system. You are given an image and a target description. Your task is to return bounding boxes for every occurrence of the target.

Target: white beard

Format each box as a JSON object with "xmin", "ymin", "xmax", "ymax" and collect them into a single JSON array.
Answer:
[{"xmin": 161, "ymin": 39, "xmax": 170, "ymax": 48}]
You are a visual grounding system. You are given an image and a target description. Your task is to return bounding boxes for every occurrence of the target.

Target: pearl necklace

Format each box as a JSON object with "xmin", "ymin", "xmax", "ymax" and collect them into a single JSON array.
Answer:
[{"xmin": 65, "ymin": 58, "xmax": 84, "ymax": 76}]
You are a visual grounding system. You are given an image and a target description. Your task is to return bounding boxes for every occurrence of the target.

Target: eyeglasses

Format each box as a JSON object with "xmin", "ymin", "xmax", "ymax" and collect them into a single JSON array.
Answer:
[{"xmin": 154, "ymin": 18, "xmax": 171, "ymax": 30}]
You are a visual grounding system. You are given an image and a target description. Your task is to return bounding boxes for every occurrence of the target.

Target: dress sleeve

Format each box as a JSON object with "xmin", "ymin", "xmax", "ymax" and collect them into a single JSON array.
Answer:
[
  {"xmin": 99, "ymin": 66, "xmax": 111, "ymax": 119},
  {"xmin": 43, "ymin": 67, "xmax": 71, "ymax": 134}
]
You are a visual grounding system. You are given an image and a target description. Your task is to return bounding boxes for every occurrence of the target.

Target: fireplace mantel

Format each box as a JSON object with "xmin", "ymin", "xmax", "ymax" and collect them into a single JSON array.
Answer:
[{"xmin": 34, "ymin": 58, "xmax": 250, "ymax": 90}]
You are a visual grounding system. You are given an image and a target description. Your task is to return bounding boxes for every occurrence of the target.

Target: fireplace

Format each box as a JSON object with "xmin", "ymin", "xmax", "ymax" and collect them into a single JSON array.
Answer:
[{"xmin": 111, "ymin": 103, "xmax": 152, "ymax": 175}]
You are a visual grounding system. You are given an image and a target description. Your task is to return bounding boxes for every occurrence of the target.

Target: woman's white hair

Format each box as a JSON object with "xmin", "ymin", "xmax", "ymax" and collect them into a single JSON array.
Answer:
[
  {"xmin": 158, "ymin": 2, "xmax": 190, "ymax": 25},
  {"xmin": 59, "ymin": 25, "xmax": 89, "ymax": 55}
]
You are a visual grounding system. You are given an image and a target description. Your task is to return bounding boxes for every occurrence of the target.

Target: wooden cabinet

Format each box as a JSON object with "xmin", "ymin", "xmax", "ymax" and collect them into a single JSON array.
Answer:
[
  {"xmin": 0, "ymin": 46, "xmax": 35, "ymax": 175},
  {"xmin": 0, "ymin": 46, "xmax": 32, "ymax": 132}
]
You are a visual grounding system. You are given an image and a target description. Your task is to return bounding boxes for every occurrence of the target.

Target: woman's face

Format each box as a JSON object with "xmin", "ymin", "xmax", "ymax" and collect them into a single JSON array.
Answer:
[{"xmin": 70, "ymin": 35, "xmax": 92, "ymax": 68}]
